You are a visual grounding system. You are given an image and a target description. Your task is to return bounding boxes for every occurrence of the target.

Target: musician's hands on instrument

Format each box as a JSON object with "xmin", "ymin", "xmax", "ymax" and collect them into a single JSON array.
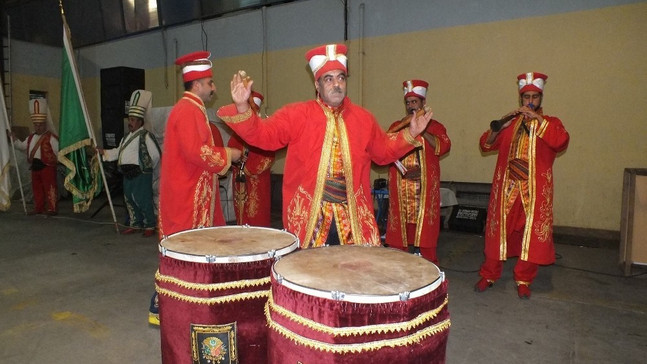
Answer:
[
  {"xmin": 517, "ymin": 105, "xmax": 541, "ymax": 122},
  {"xmin": 499, "ymin": 114, "xmax": 515, "ymax": 130},
  {"xmin": 231, "ymin": 70, "xmax": 253, "ymax": 114},
  {"xmin": 408, "ymin": 107, "xmax": 433, "ymax": 138}
]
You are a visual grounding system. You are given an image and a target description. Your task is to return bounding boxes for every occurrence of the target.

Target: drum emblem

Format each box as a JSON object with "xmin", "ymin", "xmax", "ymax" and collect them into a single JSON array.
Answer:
[
  {"xmin": 191, "ymin": 322, "xmax": 238, "ymax": 364},
  {"xmin": 201, "ymin": 336, "xmax": 226, "ymax": 362}
]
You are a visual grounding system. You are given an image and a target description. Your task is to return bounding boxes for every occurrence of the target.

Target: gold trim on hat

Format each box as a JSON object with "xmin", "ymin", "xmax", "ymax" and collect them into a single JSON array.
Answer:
[
  {"xmin": 30, "ymin": 114, "xmax": 48, "ymax": 122},
  {"xmin": 128, "ymin": 105, "xmax": 146, "ymax": 119}
]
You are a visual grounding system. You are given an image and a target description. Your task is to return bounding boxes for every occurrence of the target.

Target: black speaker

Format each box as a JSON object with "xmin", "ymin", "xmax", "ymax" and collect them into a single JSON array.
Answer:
[
  {"xmin": 449, "ymin": 205, "xmax": 487, "ymax": 234},
  {"xmin": 100, "ymin": 67, "xmax": 145, "ymax": 148}
]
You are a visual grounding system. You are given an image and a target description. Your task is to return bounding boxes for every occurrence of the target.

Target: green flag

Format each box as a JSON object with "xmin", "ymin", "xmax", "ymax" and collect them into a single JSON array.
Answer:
[{"xmin": 57, "ymin": 21, "xmax": 102, "ymax": 213}]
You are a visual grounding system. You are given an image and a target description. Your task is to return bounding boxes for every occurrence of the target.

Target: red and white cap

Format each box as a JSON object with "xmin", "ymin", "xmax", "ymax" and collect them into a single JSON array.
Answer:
[
  {"xmin": 517, "ymin": 72, "xmax": 548, "ymax": 94},
  {"xmin": 175, "ymin": 51, "xmax": 213, "ymax": 82},
  {"xmin": 305, "ymin": 44, "xmax": 348, "ymax": 80},
  {"xmin": 403, "ymin": 80, "xmax": 429, "ymax": 99},
  {"xmin": 29, "ymin": 98, "xmax": 48, "ymax": 122},
  {"xmin": 251, "ymin": 91, "xmax": 264, "ymax": 109}
]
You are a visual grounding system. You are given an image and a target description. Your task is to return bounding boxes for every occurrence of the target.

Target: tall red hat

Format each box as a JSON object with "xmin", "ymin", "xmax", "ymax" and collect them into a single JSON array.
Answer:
[
  {"xmin": 517, "ymin": 72, "xmax": 548, "ymax": 94},
  {"xmin": 305, "ymin": 44, "xmax": 348, "ymax": 80},
  {"xmin": 403, "ymin": 80, "xmax": 429, "ymax": 99},
  {"xmin": 175, "ymin": 51, "xmax": 213, "ymax": 82}
]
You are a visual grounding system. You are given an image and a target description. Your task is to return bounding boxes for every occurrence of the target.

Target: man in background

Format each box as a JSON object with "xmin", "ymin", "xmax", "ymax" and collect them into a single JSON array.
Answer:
[
  {"xmin": 99, "ymin": 90, "xmax": 160, "ymax": 237},
  {"xmin": 385, "ymin": 79, "xmax": 451, "ymax": 263},
  {"xmin": 13, "ymin": 98, "xmax": 58, "ymax": 216},
  {"xmin": 475, "ymin": 72, "xmax": 569, "ymax": 299}
]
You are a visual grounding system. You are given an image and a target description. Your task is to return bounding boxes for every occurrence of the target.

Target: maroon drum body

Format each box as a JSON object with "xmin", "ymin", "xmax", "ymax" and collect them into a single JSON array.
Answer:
[
  {"xmin": 266, "ymin": 245, "xmax": 450, "ymax": 364},
  {"xmin": 157, "ymin": 226, "xmax": 298, "ymax": 364}
]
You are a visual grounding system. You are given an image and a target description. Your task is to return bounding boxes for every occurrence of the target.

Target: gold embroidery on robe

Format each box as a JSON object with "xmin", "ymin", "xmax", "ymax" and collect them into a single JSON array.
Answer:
[
  {"xmin": 192, "ymin": 171, "xmax": 213, "ymax": 228},
  {"xmin": 534, "ymin": 170, "xmax": 552, "ymax": 243},
  {"xmin": 245, "ymin": 176, "xmax": 261, "ymax": 218},
  {"xmin": 287, "ymin": 186, "xmax": 312, "ymax": 242},
  {"xmin": 219, "ymin": 108, "xmax": 253, "ymax": 124},
  {"xmin": 200, "ymin": 145, "xmax": 226, "ymax": 168}
]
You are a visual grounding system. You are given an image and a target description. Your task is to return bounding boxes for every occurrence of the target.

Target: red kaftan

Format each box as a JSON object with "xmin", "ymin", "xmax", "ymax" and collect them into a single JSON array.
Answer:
[
  {"xmin": 227, "ymin": 133, "xmax": 275, "ymax": 227},
  {"xmin": 386, "ymin": 119, "xmax": 451, "ymax": 250},
  {"xmin": 159, "ymin": 92, "xmax": 234, "ymax": 237},
  {"xmin": 218, "ymin": 97, "xmax": 421, "ymax": 247},
  {"xmin": 21, "ymin": 131, "xmax": 59, "ymax": 213},
  {"xmin": 480, "ymin": 113, "xmax": 569, "ymax": 265}
]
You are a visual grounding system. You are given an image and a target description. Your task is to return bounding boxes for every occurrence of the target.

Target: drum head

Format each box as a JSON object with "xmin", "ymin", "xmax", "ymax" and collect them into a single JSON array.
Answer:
[
  {"xmin": 273, "ymin": 245, "xmax": 440, "ymax": 297},
  {"xmin": 160, "ymin": 226, "xmax": 297, "ymax": 259}
]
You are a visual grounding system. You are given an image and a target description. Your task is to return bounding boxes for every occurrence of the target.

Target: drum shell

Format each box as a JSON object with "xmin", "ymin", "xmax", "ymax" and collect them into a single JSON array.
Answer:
[
  {"xmin": 158, "ymin": 257, "xmax": 273, "ymax": 364},
  {"xmin": 157, "ymin": 226, "xmax": 298, "ymax": 364},
  {"xmin": 266, "ymin": 248, "xmax": 450, "ymax": 364}
]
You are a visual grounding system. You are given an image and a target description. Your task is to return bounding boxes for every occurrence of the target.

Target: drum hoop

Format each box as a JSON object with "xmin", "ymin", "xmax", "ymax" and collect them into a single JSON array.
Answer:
[
  {"xmin": 160, "ymin": 240, "xmax": 299, "ymax": 264},
  {"xmin": 272, "ymin": 267, "xmax": 445, "ymax": 303}
]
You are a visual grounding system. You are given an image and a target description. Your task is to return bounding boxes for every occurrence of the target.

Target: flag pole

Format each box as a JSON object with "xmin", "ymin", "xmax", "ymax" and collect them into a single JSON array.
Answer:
[
  {"xmin": 2, "ymin": 92, "xmax": 27, "ymax": 215},
  {"xmin": 1, "ymin": 15, "xmax": 27, "ymax": 213},
  {"xmin": 59, "ymin": 1, "xmax": 119, "ymax": 232}
]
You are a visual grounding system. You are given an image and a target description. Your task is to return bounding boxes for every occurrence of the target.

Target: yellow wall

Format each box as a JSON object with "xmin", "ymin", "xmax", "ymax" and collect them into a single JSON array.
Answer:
[
  {"xmin": 9, "ymin": 3, "xmax": 646, "ymax": 231},
  {"xmin": 353, "ymin": 4, "xmax": 647, "ymax": 230}
]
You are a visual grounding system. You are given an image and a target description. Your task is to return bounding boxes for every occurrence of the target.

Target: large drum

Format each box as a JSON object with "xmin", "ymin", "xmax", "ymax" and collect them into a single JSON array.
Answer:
[
  {"xmin": 156, "ymin": 226, "xmax": 298, "ymax": 364},
  {"xmin": 266, "ymin": 245, "xmax": 450, "ymax": 364}
]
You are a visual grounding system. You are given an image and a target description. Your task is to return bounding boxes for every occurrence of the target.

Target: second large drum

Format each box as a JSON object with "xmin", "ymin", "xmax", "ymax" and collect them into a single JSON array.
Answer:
[
  {"xmin": 156, "ymin": 226, "xmax": 298, "ymax": 364},
  {"xmin": 266, "ymin": 245, "xmax": 450, "ymax": 364}
]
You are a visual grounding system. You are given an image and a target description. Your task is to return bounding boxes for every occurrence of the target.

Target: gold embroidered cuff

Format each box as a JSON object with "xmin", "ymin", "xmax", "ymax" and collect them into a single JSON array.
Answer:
[
  {"xmin": 220, "ymin": 108, "xmax": 253, "ymax": 124},
  {"xmin": 433, "ymin": 135, "xmax": 441, "ymax": 155},
  {"xmin": 402, "ymin": 129, "xmax": 422, "ymax": 147},
  {"xmin": 219, "ymin": 147, "xmax": 235, "ymax": 176},
  {"xmin": 536, "ymin": 118, "xmax": 549, "ymax": 138}
]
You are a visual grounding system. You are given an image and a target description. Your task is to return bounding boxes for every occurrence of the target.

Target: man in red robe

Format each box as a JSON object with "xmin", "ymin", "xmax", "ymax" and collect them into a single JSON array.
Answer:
[
  {"xmin": 152, "ymin": 51, "xmax": 241, "ymax": 326},
  {"xmin": 385, "ymin": 80, "xmax": 451, "ymax": 263},
  {"xmin": 218, "ymin": 44, "xmax": 432, "ymax": 248},
  {"xmin": 14, "ymin": 98, "xmax": 58, "ymax": 215},
  {"xmin": 227, "ymin": 91, "xmax": 275, "ymax": 227},
  {"xmin": 475, "ymin": 72, "xmax": 569, "ymax": 299},
  {"xmin": 158, "ymin": 51, "xmax": 241, "ymax": 238}
]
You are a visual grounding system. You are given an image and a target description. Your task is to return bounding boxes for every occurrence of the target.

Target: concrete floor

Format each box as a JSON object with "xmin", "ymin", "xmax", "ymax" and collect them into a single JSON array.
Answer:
[{"xmin": 1, "ymin": 196, "xmax": 646, "ymax": 364}]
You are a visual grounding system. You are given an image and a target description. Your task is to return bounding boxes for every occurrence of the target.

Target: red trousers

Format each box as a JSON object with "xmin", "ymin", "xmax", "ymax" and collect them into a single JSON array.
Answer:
[
  {"xmin": 479, "ymin": 197, "xmax": 537, "ymax": 285},
  {"xmin": 31, "ymin": 165, "xmax": 57, "ymax": 213}
]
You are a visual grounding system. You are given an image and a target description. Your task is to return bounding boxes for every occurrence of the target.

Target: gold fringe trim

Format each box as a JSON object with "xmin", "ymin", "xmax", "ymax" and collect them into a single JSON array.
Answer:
[
  {"xmin": 155, "ymin": 283, "xmax": 269, "ymax": 305},
  {"xmin": 57, "ymin": 138, "xmax": 102, "ymax": 213},
  {"xmin": 155, "ymin": 269, "xmax": 270, "ymax": 291},
  {"xmin": 266, "ymin": 301, "xmax": 451, "ymax": 354},
  {"xmin": 220, "ymin": 108, "xmax": 253, "ymax": 124},
  {"xmin": 267, "ymin": 290, "xmax": 449, "ymax": 337}
]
